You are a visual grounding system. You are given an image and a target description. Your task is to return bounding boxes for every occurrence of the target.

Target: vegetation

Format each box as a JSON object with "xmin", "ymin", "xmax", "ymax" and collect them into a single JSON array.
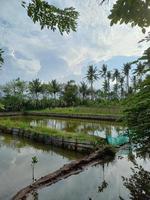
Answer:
[
  {"xmin": 31, "ymin": 106, "xmax": 123, "ymax": 116},
  {"xmin": 0, "ymin": 63, "xmax": 147, "ymax": 112},
  {"xmin": 0, "ymin": 119, "xmax": 104, "ymax": 144}
]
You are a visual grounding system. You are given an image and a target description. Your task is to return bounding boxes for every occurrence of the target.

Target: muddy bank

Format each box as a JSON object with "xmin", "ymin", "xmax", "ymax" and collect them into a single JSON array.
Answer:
[
  {"xmin": 0, "ymin": 112, "xmax": 23, "ymax": 117},
  {"xmin": 12, "ymin": 146, "xmax": 115, "ymax": 200},
  {"xmin": 25, "ymin": 112, "xmax": 123, "ymax": 122}
]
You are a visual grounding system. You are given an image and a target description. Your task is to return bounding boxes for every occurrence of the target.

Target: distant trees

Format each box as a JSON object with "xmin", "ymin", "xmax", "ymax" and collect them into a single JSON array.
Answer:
[
  {"xmin": 85, "ymin": 65, "xmax": 99, "ymax": 100},
  {"xmin": 0, "ymin": 60, "xmax": 148, "ymax": 111}
]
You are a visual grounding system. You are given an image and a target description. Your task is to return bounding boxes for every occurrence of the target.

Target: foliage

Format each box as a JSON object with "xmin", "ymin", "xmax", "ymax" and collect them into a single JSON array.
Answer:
[
  {"xmin": 0, "ymin": 119, "xmax": 104, "ymax": 143},
  {"xmin": 108, "ymin": 0, "xmax": 150, "ymax": 33},
  {"xmin": 125, "ymin": 75, "xmax": 150, "ymax": 156},
  {"xmin": 122, "ymin": 163, "xmax": 150, "ymax": 200},
  {"xmin": 22, "ymin": 0, "xmax": 79, "ymax": 34}
]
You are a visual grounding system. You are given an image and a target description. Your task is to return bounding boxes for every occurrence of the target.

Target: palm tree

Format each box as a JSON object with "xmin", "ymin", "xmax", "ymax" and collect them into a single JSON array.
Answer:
[
  {"xmin": 100, "ymin": 64, "xmax": 107, "ymax": 82},
  {"xmin": 123, "ymin": 63, "xmax": 131, "ymax": 94},
  {"xmin": 50, "ymin": 79, "xmax": 61, "ymax": 100},
  {"xmin": 112, "ymin": 69, "xmax": 120, "ymax": 98},
  {"xmin": 85, "ymin": 65, "xmax": 99, "ymax": 100},
  {"xmin": 29, "ymin": 79, "xmax": 42, "ymax": 108},
  {"xmin": 134, "ymin": 62, "xmax": 145, "ymax": 83},
  {"xmin": 106, "ymin": 71, "xmax": 111, "ymax": 99},
  {"xmin": 119, "ymin": 76, "xmax": 124, "ymax": 98},
  {"xmin": 79, "ymin": 81, "xmax": 88, "ymax": 101}
]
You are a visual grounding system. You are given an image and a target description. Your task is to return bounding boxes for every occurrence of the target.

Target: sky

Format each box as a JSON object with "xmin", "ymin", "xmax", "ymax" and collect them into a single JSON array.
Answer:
[{"xmin": 0, "ymin": 0, "xmax": 147, "ymax": 86}]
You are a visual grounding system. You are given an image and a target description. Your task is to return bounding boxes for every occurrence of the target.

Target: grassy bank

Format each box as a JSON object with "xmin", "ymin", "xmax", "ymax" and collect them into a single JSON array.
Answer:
[
  {"xmin": 0, "ymin": 119, "xmax": 104, "ymax": 144},
  {"xmin": 28, "ymin": 106, "xmax": 123, "ymax": 116}
]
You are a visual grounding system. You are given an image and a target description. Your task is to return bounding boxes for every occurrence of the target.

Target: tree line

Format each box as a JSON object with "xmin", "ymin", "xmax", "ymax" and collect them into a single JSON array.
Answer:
[{"xmin": 0, "ymin": 62, "xmax": 148, "ymax": 111}]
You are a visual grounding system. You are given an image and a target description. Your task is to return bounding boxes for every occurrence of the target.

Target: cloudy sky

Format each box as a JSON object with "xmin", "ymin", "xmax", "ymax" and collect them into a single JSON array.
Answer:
[{"xmin": 0, "ymin": 0, "xmax": 147, "ymax": 85}]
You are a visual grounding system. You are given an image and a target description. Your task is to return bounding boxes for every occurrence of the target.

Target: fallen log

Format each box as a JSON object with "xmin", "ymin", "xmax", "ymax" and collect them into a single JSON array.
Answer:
[{"xmin": 12, "ymin": 146, "xmax": 115, "ymax": 200}]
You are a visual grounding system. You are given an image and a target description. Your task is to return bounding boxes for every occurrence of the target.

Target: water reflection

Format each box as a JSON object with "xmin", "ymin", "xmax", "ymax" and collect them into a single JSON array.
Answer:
[
  {"xmin": 9, "ymin": 116, "xmax": 125, "ymax": 138},
  {"xmin": 0, "ymin": 134, "xmax": 82, "ymax": 200},
  {"xmin": 37, "ymin": 146, "xmax": 150, "ymax": 200}
]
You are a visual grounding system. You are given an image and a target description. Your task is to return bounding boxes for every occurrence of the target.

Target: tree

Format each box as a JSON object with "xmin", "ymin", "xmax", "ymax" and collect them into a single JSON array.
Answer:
[
  {"xmin": 86, "ymin": 65, "xmax": 99, "ymax": 100},
  {"xmin": 29, "ymin": 78, "xmax": 42, "ymax": 108},
  {"xmin": 62, "ymin": 80, "xmax": 78, "ymax": 106},
  {"xmin": 31, "ymin": 156, "xmax": 38, "ymax": 182},
  {"xmin": 22, "ymin": 0, "xmax": 79, "ymax": 35},
  {"xmin": 50, "ymin": 80, "xmax": 61, "ymax": 100},
  {"xmin": 112, "ymin": 69, "xmax": 120, "ymax": 98},
  {"xmin": 100, "ymin": 64, "xmax": 107, "ymax": 82},
  {"xmin": 0, "ymin": 0, "xmax": 79, "ymax": 68},
  {"xmin": 119, "ymin": 76, "xmax": 125, "ymax": 99},
  {"xmin": 123, "ymin": 63, "xmax": 131, "ymax": 94},
  {"xmin": 107, "ymin": 0, "xmax": 150, "ymax": 33},
  {"xmin": 79, "ymin": 81, "xmax": 88, "ymax": 102},
  {"xmin": 125, "ymin": 75, "xmax": 150, "ymax": 156},
  {"xmin": 2, "ymin": 78, "xmax": 27, "ymax": 111},
  {"xmin": 134, "ymin": 62, "xmax": 145, "ymax": 84},
  {"xmin": 106, "ymin": 70, "xmax": 111, "ymax": 99}
]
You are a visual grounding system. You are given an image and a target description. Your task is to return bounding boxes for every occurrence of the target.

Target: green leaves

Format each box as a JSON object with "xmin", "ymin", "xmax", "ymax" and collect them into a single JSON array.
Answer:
[
  {"xmin": 108, "ymin": 0, "xmax": 150, "ymax": 32},
  {"xmin": 32, "ymin": 156, "xmax": 38, "ymax": 164},
  {"xmin": 23, "ymin": 0, "xmax": 79, "ymax": 34}
]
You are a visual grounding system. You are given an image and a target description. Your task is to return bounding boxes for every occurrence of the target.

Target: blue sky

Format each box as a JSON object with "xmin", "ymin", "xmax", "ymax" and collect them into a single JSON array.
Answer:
[{"xmin": 0, "ymin": 0, "xmax": 147, "ymax": 85}]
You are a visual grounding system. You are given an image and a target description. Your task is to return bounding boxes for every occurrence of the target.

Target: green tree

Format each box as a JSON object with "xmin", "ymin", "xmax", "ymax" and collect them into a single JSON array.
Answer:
[
  {"xmin": 86, "ymin": 65, "xmax": 99, "ymax": 100},
  {"xmin": 123, "ymin": 63, "xmax": 131, "ymax": 94},
  {"xmin": 22, "ymin": 0, "xmax": 79, "ymax": 35},
  {"xmin": 29, "ymin": 78, "xmax": 42, "ymax": 108},
  {"xmin": 112, "ymin": 69, "xmax": 120, "ymax": 98},
  {"xmin": 62, "ymin": 80, "xmax": 78, "ymax": 106},
  {"xmin": 79, "ymin": 81, "xmax": 88, "ymax": 102},
  {"xmin": 134, "ymin": 62, "xmax": 145, "ymax": 84}
]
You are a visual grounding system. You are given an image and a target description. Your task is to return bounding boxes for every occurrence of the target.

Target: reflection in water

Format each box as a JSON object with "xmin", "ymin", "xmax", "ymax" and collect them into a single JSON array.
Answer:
[
  {"xmin": 121, "ymin": 163, "xmax": 150, "ymax": 200},
  {"xmin": 38, "ymin": 146, "xmax": 150, "ymax": 200},
  {"xmin": 0, "ymin": 134, "xmax": 82, "ymax": 200},
  {"xmin": 9, "ymin": 116, "xmax": 125, "ymax": 138}
]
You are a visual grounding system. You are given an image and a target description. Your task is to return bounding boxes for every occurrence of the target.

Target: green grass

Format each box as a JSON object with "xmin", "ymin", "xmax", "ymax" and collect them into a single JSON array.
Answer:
[
  {"xmin": 0, "ymin": 119, "xmax": 104, "ymax": 144},
  {"xmin": 28, "ymin": 106, "xmax": 123, "ymax": 116}
]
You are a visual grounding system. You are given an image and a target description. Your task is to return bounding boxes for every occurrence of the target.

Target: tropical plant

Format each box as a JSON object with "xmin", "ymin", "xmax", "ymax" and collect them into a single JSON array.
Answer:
[
  {"xmin": 31, "ymin": 156, "xmax": 38, "ymax": 182},
  {"xmin": 123, "ymin": 63, "xmax": 131, "ymax": 94},
  {"xmin": 86, "ymin": 65, "xmax": 99, "ymax": 100}
]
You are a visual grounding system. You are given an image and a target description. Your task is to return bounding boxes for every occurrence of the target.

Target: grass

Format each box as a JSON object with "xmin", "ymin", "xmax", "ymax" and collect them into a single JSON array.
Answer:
[
  {"xmin": 0, "ymin": 119, "xmax": 104, "ymax": 144},
  {"xmin": 28, "ymin": 106, "xmax": 123, "ymax": 116}
]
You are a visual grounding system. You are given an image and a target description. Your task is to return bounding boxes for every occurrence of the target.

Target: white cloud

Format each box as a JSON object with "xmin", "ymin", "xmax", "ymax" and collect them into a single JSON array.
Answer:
[{"xmin": 0, "ymin": 0, "xmax": 148, "ymax": 83}]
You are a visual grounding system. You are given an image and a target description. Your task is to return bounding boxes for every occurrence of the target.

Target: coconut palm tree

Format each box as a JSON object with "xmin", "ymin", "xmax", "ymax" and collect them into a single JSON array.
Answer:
[
  {"xmin": 106, "ymin": 71, "xmax": 111, "ymax": 99},
  {"xmin": 79, "ymin": 81, "xmax": 88, "ymax": 101},
  {"xmin": 134, "ymin": 62, "xmax": 145, "ymax": 83},
  {"xmin": 100, "ymin": 64, "xmax": 107, "ymax": 82},
  {"xmin": 85, "ymin": 65, "xmax": 99, "ymax": 100},
  {"xmin": 119, "ymin": 76, "xmax": 124, "ymax": 98},
  {"xmin": 112, "ymin": 69, "xmax": 120, "ymax": 98},
  {"xmin": 123, "ymin": 63, "xmax": 131, "ymax": 94},
  {"xmin": 50, "ymin": 79, "xmax": 61, "ymax": 100},
  {"xmin": 29, "ymin": 79, "xmax": 42, "ymax": 108}
]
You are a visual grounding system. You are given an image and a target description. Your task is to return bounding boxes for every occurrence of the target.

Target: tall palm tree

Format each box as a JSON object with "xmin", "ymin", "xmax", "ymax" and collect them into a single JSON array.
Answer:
[
  {"xmin": 100, "ymin": 64, "xmax": 107, "ymax": 82},
  {"xmin": 112, "ymin": 69, "xmax": 120, "ymax": 98},
  {"xmin": 79, "ymin": 81, "xmax": 88, "ymax": 101},
  {"xmin": 50, "ymin": 79, "xmax": 61, "ymax": 100},
  {"xmin": 123, "ymin": 63, "xmax": 131, "ymax": 93},
  {"xmin": 85, "ymin": 65, "xmax": 99, "ymax": 100},
  {"xmin": 119, "ymin": 76, "xmax": 124, "ymax": 99},
  {"xmin": 106, "ymin": 71, "xmax": 111, "ymax": 99},
  {"xmin": 134, "ymin": 62, "xmax": 145, "ymax": 83},
  {"xmin": 29, "ymin": 78, "xmax": 42, "ymax": 108}
]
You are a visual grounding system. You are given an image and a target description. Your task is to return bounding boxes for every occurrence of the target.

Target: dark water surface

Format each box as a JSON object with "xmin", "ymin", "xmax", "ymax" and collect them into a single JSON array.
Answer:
[
  {"xmin": 0, "ymin": 134, "xmax": 82, "ymax": 200},
  {"xmin": 9, "ymin": 116, "xmax": 126, "ymax": 138},
  {"xmin": 37, "ymin": 147, "xmax": 150, "ymax": 200}
]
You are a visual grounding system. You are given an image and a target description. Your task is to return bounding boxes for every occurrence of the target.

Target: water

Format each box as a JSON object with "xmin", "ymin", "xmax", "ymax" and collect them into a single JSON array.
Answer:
[
  {"xmin": 37, "ymin": 147, "xmax": 150, "ymax": 200},
  {"xmin": 9, "ymin": 116, "xmax": 127, "ymax": 145},
  {"xmin": 0, "ymin": 134, "xmax": 82, "ymax": 200}
]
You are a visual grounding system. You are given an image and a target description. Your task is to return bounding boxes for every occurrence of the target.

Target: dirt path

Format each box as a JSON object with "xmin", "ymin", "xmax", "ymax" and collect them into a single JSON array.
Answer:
[{"xmin": 12, "ymin": 147, "xmax": 115, "ymax": 200}]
